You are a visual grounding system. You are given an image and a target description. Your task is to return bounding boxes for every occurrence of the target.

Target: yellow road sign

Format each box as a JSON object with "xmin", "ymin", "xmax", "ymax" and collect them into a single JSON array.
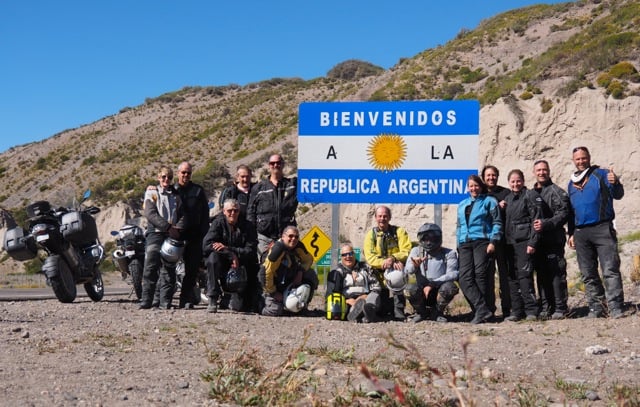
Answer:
[{"xmin": 301, "ymin": 225, "xmax": 331, "ymax": 263}]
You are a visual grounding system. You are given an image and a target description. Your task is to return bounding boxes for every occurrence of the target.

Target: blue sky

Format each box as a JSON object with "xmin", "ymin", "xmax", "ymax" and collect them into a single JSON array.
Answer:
[{"xmin": 0, "ymin": 1, "xmax": 568, "ymax": 154}]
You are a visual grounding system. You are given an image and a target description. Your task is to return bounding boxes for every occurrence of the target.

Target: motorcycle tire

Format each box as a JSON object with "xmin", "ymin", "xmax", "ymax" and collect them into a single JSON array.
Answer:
[
  {"xmin": 129, "ymin": 258, "xmax": 143, "ymax": 300},
  {"xmin": 84, "ymin": 269, "xmax": 104, "ymax": 302},
  {"xmin": 49, "ymin": 256, "xmax": 77, "ymax": 303}
]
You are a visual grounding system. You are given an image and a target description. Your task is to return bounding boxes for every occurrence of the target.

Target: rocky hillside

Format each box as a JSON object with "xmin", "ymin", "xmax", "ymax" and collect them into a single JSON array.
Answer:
[{"xmin": 1, "ymin": 0, "xmax": 639, "ymax": 276}]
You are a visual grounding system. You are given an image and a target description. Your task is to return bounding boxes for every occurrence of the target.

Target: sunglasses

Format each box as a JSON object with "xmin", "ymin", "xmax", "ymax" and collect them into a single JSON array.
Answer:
[
  {"xmin": 269, "ymin": 161, "xmax": 283, "ymax": 166},
  {"xmin": 225, "ymin": 208, "xmax": 239, "ymax": 213},
  {"xmin": 572, "ymin": 146, "xmax": 589, "ymax": 154},
  {"xmin": 180, "ymin": 171, "xmax": 192, "ymax": 175},
  {"xmin": 160, "ymin": 174, "xmax": 173, "ymax": 180},
  {"xmin": 286, "ymin": 234, "xmax": 299, "ymax": 239},
  {"xmin": 340, "ymin": 252, "xmax": 354, "ymax": 257}
]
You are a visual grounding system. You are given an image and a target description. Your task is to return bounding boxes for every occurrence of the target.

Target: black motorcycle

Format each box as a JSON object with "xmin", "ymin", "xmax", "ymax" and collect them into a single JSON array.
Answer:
[
  {"xmin": 111, "ymin": 220, "xmax": 145, "ymax": 299},
  {"xmin": 3, "ymin": 190, "xmax": 105, "ymax": 303}
]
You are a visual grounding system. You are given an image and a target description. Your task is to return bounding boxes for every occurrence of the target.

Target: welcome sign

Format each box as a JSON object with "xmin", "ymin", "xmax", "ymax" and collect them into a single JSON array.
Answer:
[{"xmin": 297, "ymin": 100, "xmax": 479, "ymax": 204}]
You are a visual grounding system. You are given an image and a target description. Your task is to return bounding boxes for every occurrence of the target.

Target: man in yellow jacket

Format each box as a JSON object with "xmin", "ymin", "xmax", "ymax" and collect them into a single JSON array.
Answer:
[{"xmin": 363, "ymin": 206, "xmax": 412, "ymax": 321}]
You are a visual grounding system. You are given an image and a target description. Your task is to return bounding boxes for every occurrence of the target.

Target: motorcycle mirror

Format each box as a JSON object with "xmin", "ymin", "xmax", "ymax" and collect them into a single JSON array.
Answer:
[
  {"xmin": 208, "ymin": 202, "xmax": 215, "ymax": 209},
  {"xmin": 82, "ymin": 190, "xmax": 92, "ymax": 201},
  {"xmin": 110, "ymin": 231, "xmax": 119, "ymax": 236}
]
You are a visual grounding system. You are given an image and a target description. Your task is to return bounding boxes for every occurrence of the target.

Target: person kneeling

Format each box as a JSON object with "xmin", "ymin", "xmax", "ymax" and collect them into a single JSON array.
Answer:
[
  {"xmin": 260, "ymin": 226, "xmax": 319, "ymax": 316},
  {"xmin": 405, "ymin": 223, "xmax": 460, "ymax": 323},
  {"xmin": 203, "ymin": 199, "xmax": 257, "ymax": 313}
]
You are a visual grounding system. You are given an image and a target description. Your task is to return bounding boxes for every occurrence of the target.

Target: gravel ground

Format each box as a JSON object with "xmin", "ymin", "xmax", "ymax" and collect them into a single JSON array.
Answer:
[{"xmin": 1, "ymin": 273, "xmax": 639, "ymax": 406}]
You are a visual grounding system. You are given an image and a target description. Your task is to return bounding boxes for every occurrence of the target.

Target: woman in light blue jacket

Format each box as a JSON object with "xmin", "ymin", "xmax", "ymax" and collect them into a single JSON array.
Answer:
[{"xmin": 456, "ymin": 174, "xmax": 502, "ymax": 324}]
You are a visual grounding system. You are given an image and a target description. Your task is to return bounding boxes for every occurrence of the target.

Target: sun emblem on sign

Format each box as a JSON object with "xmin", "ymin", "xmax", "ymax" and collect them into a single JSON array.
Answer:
[{"xmin": 367, "ymin": 133, "xmax": 407, "ymax": 172}]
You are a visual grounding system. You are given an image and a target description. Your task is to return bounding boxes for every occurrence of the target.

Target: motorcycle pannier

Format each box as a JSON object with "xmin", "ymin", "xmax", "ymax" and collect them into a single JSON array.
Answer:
[
  {"xmin": 3, "ymin": 227, "xmax": 37, "ymax": 261},
  {"xmin": 61, "ymin": 211, "xmax": 98, "ymax": 245},
  {"xmin": 26, "ymin": 201, "xmax": 52, "ymax": 218}
]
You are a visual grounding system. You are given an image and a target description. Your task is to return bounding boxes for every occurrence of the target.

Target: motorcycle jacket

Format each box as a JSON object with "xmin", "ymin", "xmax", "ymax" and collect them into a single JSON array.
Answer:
[
  {"xmin": 218, "ymin": 182, "xmax": 255, "ymax": 220},
  {"xmin": 143, "ymin": 184, "xmax": 184, "ymax": 234},
  {"xmin": 175, "ymin": 181, "xmax": 209, "ymax": 240},
  {"xmin": 530, "ymin": 179, "xmax": 570, "ymax": 246},
  {"xmin": 202, "ymin": 212, "xmax": 257, "ymax": 261},
  {"xmin": 247, "ymin": 176, "xmax": 298, "ymax": 240},
  {"xmin": 456, "ymin": 194, "xmax": 502, "ymax": 246},
  {"xmin": 262, "ymin": 239, "xmax": 312, "ymax": 295}
]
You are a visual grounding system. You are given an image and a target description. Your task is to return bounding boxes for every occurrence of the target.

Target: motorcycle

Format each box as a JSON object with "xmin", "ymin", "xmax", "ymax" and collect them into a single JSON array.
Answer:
[
  {"xmin": 3, "ymin": 190, "xmax": 105, "ymax": 303},
  {"xmin": 110, "ymin": 219, "xmax": 145, "ymax": 299}
]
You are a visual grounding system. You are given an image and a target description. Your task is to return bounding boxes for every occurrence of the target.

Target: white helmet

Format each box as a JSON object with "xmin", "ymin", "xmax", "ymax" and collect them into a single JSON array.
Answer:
[
  {"xmin": 160, "ymin": 238, "xmax": 185, "ymax": 263},
  {"xmin": 384, "ymin": 269, "xmax": 407, "ymax": 294},
  {"xmin": 283, "ymin": 284, "xmax": 311, "ymax": 313}
]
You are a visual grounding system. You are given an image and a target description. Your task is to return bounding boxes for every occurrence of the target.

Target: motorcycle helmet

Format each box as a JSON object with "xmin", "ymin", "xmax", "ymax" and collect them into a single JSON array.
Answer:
[
  {"xmin": 225, "ymin": 266, "xmax": 248, "ymax": 293},
  {"xmin": 384, "ymin": 268, "xmax": 407, "ymax": 294},
  {"xmin": 283, "ymin": 284, "xmax": 312, "ymax": 313},
  {"xmin": 326, "ymin": 292, "xmax": 347, "ymax": 320},
  {"xmin": 417, "ymin": 222, "xmax": 443, "ymax": 253},
  {"xmin": 160, "ymin": 238, "xmax": 185, "ymax": 263}
]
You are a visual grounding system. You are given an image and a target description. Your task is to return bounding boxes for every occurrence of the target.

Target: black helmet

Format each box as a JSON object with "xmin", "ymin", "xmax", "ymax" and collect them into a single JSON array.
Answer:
[{"xmin": 417, "ymin": 223, "xmax": 442, "ymax": 253}]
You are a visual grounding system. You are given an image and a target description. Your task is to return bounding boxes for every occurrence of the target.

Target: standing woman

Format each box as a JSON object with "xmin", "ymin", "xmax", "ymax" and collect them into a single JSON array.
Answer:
[
  {"xmin": 503, "ymin": 169, "xmax": 539, "ymax": 321},
  {"xmin": 456, "ymin": 174, "xmax": 502, "ymax": 324}
]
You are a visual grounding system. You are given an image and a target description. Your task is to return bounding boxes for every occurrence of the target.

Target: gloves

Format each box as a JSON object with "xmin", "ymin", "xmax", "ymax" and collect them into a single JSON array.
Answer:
[{"xmin": 168, "ymin": 225, "xmax": 181, "ymax": 240}]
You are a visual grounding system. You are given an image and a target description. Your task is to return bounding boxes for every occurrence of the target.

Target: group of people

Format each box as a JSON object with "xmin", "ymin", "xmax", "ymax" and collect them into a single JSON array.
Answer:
[
  {"xmin": 138, "ymin": 154, "xmax": 317, "ymax": 317},
  {"xmin": 136, "ymin": 146, "xmax": 626, "ymax": 323},
  {"xmin": 453, "ymin": 147, "xmax": 625, "ymax": 324}
]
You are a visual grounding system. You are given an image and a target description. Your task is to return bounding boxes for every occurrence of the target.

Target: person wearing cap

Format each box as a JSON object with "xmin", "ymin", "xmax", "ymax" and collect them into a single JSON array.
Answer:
[
  {"xmin": 362, "ymin": 205, "xmax": 412, "ymax": 321},
  {"xmin": 139, "ymin": 165, "xmax": 185, "ymax": 310},
  {"xmin": 567, "ymin": 146, "xmax": 625, "ymax": 319},
  {"xmin": 328, "ymin": 243, "xmax": 382, "ymax": 323},
  {"xmin": 404, "ymin": 223, "xmax": 459, "ymax": 323}
]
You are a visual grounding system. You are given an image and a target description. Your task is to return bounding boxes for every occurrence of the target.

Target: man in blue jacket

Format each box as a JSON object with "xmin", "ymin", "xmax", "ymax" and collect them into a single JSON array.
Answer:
[{"xmin": 567, "ymin": 146, "xmax": 625, "ymax": 319}]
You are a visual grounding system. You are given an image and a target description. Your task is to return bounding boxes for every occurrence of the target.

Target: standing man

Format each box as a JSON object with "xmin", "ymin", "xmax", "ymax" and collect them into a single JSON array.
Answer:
[
  {"xmin": 530, "ymin": 160, "xmax": 570, "ymax": 319},
  {"xmin": 482, "ymin": 165, "xmax": 510, "ymax": 318},
  {"xmin": 218, "ymin": 164, "xmax": 255, "ymax": 221},
  {"xmin": 247, "ymin": 154, "xmax": 298, "ymax": 255},
  {"xmin": 567, "ymin": 146, "xmax": 625, "ymax": 319},
  {"xmin": 363, "ymin": 206, "xmax": 412, "ymax": 321},
  {"xmin": 175, "ymin": 161, "xmax": 210, "ymax": 309}
]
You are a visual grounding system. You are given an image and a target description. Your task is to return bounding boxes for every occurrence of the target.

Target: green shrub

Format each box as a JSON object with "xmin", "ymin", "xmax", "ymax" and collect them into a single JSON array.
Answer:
[
  {"xmin": 540, "ymin": 98, "xmax": 553, "ymax": 113},
  {"xmin": 596, "ymin": 72, "xmax": 612, "ymax": 88},
  {"xmin": 609, "ymin": 61, "xmax": 638, "ymax": 78},
  {"xmin": 607, "ymin": 80, "xmax": 625, "ymax": 99},
  {"xmin": 520, "ymin": 91, "xmax": 534, "ymax": 100}
]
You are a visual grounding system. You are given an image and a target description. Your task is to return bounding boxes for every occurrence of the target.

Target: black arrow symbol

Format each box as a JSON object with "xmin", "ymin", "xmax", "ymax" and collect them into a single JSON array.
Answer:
[{"xmin": 310, "ymin": 232, "xmax": 320, "ymax": 257}]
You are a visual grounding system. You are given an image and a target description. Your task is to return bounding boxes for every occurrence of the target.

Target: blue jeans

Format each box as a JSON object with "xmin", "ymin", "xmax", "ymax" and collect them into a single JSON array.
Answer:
[{"xmin": 574, "ymin": 222, "xmax": 624, "ymax": 313}]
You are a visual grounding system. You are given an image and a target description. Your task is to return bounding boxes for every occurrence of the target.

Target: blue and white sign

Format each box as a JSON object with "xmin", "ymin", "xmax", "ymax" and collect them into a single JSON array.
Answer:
[{"xmin": 297, "ymin": 100, "xmax": 479, "ymax": 204}]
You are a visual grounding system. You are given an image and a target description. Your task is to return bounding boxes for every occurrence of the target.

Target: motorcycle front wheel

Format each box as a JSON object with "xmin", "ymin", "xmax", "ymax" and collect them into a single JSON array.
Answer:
[
  {"xmin": 84, "ymin": 269, "xmax": 104, "ymax": 301},
  {"xmin": 129, "ymin": 258, "xmax": 143, "ymax": 299},
  {"xmin": 49, "ymin": 256, "xmax": 77, "ymax": 303}
]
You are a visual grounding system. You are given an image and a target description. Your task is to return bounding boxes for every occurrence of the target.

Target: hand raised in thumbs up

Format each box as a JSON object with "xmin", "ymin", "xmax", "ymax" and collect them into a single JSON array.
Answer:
[{"xmin": 607, "ymin": 166, "xmax": 618, "ymax": 184}]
